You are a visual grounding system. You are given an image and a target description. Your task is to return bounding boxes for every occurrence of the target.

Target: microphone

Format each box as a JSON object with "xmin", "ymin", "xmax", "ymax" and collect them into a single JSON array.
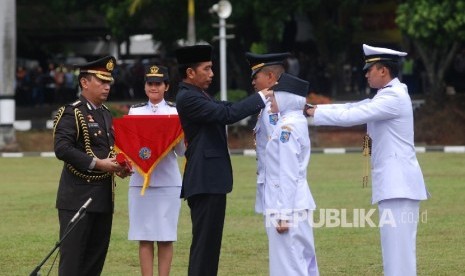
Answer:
[{"xmin": 70, "ymin": 198, "xmax": 93, "ymax": 224}]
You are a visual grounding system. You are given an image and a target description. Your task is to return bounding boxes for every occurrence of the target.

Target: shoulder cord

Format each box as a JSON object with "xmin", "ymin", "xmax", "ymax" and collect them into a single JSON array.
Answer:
[
  {"xmin": 65, "ymin": 108, "xmax": 114, "ymax": 182},
  {"xmin": 362, "ymin": 134, "xmax": 372, "ymax": 188}
]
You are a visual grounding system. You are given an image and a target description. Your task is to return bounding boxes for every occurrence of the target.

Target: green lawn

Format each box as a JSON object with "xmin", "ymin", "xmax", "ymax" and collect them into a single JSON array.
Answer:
[{"xmin": 0, "ymin": 153, "xmax": 464, "ymax": 275}]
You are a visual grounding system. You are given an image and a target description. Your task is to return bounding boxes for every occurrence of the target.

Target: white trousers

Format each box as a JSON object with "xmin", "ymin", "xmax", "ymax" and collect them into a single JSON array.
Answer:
[
  {"xmin": 378, "ymin": 198, "xmax": 420, "ymax": 276},
  {"xmin": 265, "ymin": 210, "xmax": 319, "ymax": 276}
]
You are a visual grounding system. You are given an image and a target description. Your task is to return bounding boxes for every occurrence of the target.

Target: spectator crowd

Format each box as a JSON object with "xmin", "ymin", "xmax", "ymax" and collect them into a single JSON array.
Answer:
[{"xmin": 14, "ymin": 59, "xmax": 158, "ymax": 107}]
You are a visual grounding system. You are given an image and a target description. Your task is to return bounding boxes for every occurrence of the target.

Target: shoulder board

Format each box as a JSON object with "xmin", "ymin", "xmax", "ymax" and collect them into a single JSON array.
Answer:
[
  {"xmin": 69, "ymin": 100, "xmax": 82, "ymax": 107},
  {"xmin": 166, "ymin": 101, "xmax": 176, "ymax": 107},
  {"xmin": 131, "ymin": 102, "xmax": 148, "ymax": 108}
]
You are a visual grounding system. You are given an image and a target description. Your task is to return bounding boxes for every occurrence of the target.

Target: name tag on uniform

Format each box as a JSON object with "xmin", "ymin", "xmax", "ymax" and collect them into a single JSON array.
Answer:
[{"xmin": 88, "ymin": 122, "xmax": 100, "ymax": 128}]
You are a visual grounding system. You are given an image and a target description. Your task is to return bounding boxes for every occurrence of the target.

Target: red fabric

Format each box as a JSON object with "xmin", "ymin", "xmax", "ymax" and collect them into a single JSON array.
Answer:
[{"xmin": 113, "ymin": 115, "xmax": 184, "ymax": 194}]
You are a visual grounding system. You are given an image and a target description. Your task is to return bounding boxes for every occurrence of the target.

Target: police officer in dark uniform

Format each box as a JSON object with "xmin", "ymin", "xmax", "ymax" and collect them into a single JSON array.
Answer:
[
  {"xmin": 53, "ymin": 55, "xmax": 131, "ymax": 276},
  {"xmin": 175, "ymin": 44, "xmax": 273, "ymax": 276}
]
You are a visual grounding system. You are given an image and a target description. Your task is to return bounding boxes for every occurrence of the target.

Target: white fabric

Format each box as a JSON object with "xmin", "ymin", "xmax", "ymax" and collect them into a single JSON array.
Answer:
[
  {"xmin": 265, "ymin": 211, "xmax": 319, "ymax": 276},
  {"xmin": 128, "ymin": 186, "xmax": 181, "ymax": 241},
  {"xmin": 265, "ymin": 92, "xmax": 316, "ymax": 214},
  {"xmin": 254, "ymin": 101, "xmax": 278, "ymax": 214},
  {"xmin": 274, "ymin": 91, "xmax": 306, "ymax": 114},
  {"xmin": 264, "ymin": 91, "xmax": 319, "ymax": 275},
  {"xmin": 313, "ymin": 78, "xmax": 429, "ymax": 204},
  {"xmin": 363, "ymin": 44, "xmax": 407, "ymax": 57},
  {"xmin": 378, "ymin": 198, "xmax": 420, "ymax": 276},
  {"xmin": 127, "ymin": 99, "xmax": 185, "ymax": 187}
]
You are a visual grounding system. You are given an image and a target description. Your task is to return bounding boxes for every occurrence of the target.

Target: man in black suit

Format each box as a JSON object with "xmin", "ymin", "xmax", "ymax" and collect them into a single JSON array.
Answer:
[
  {"xmin": 175, "ymin": 44, "xmax": 273, "ymax": 276},
  {"xmin": 53, "ymin": 56, "xmax": 131, "ymax": 276}
]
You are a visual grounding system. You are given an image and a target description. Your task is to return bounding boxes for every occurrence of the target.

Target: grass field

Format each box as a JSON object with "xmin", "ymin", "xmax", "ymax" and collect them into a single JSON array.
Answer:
[{"xmin": 0, "ymin": 153, "xmax": 464, "ymax": 276}]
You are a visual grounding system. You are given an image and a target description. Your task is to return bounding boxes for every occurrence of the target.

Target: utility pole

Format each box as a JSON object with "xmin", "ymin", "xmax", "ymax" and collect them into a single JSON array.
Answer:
[
  {"xmin": 187, "ymin": 0, "xmax": 196, "ymax": 45},
  {"xmin": 209, "ymin": 0, "xmax": 233, "ymax": 101}
]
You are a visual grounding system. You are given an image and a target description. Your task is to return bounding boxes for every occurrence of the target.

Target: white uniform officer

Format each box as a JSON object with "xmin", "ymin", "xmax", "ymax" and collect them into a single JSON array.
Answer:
[
  {"xmin": 245, "ymin": 52, "xmax": 290, "ymax": 214},
  {"xmin": 306, "ymin": 44, "xmax": 429, "ymax": 276},
  {"xmin": 127, "ymin": 65, "xmax": 185, "ymax": 276},
  {"xmin": 265, "ymin": 73, "xmax": 319, "ymax": 276}
]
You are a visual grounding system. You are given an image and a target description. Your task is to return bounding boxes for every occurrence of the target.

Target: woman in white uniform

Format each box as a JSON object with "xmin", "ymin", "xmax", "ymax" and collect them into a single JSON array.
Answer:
[
  {"xmin": 264, "ymin": 73, "xmax": 319, "ymax": 276},
  {"xmin": 127, "ymin": 65, "xmax": 185, "ymax": 276}
]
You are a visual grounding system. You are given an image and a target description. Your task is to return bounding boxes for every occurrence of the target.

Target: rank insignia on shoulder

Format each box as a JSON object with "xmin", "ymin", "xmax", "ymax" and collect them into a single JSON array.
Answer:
[
  {"xmin": 269, "ymin": 113, "xmax": 278, "ymax": 125},
  {"xmin": 280, "ymin": 130, "xmax": 291, "ymax": 143},
  {"xmin": 70, "ymin": 100, "xmax": 82, "ymax": 107},
  {"xmin": 166, "ymin": 101, "xmax": 176, "ymax": 107},
  {"xmin": 131, "ymin": 102, "xmax": 148, "ymax": 108}
]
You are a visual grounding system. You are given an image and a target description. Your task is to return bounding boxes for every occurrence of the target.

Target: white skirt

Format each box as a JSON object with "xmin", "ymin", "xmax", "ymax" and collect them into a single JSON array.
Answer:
[{"xmin": 128, "ymin": 186, "xmax": 181, "ymax": 241}]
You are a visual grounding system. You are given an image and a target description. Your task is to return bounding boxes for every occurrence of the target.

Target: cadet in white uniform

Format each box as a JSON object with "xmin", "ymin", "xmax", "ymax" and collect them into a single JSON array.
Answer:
[
  {"xmin": 265, "ymin": 73, "xmax": 319, "ymax": 276},
  {"xmin": 245, "ymin": 52, "xmax": 290, "ymax": 213},
  {"xmin": 306, "ymin": 44, "xmax": 429, "ymax": 276},
  {"xmin": 127, "ymin": 65, "xmax": 185, "ymax": 276}
]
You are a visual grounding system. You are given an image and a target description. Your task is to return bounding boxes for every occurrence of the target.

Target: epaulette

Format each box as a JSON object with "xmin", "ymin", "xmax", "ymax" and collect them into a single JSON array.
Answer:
[
  {"xmin": 131, "ymin": 102, "xmax": 148, "ymax": 108},
  {"xmin": 69, "ymin": 100, "xmax": 82, "ymax": 107},
  {"xmin": 166, "ymin": 101, "xmax": 176, "ymax": 107}
]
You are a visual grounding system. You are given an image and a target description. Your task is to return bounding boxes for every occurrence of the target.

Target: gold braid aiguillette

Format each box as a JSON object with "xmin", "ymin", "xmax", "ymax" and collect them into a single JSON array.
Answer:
[{"xmin": 362, "ymin": 134, "xmax": 372, "ymax": 188}]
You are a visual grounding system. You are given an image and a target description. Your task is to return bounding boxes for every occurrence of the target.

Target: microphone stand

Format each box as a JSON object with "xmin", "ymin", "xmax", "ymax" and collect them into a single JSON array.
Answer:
[{"xmin": 29, "ymin": 209, "xmax": 88, "ymax": 276}]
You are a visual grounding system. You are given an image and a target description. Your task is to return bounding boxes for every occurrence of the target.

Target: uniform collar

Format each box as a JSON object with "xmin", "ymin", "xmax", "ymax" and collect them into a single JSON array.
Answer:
[
  {"xmin": 148, "ymin": 99, "xmax": 165, "ymax": 107},
  {"xmin": 148, "ymin": 99, "xmax": 165, "ymax": 112},
  {"xmin": 180, "ymin": 81, "xmax": 206, "ymax": 93},
  {"xmin": 80, "ymin": 96, "xmax": 102, "ymax": 110},
  {"xmin": 378, "ymin": 78, "xmax": 400, "ymax": 91}
]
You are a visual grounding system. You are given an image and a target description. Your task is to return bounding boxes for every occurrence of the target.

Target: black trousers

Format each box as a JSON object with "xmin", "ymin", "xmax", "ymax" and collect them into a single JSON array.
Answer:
[
  {"xmin": 58, "ymin": 210, "xmax": 113, "ymax": 276},
  {"xmin": 187, "ymin": 194, "xmax": 227, "ymax": 276}
]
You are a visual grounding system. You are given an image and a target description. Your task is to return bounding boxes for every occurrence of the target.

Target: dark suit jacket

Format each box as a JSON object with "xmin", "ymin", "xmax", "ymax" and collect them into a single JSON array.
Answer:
[
  {"xmin": 53, "ymin": 96, "xmax": 114, "ymax": 213},
  {"xmin": 175, "ymin": 82, "xmax": 265, "ymax": 198}
]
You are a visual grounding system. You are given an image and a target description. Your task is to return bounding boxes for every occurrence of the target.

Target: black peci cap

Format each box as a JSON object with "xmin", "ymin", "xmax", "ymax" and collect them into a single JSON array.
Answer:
[
  {"xmin": 271, "ymin": 73, "xmax": 309, "ymax": 97},
  {"xmin": 245, "ymin": 52, "xmax": 290, "ymax": 77},
  {"xmin": 175, "ymin": 44, "xmax": 213, "ymax": 65},
  {"xmin": 75, "ymin": 55, "xmax": 116, "ymax": 82},
  {"xmin": 144, "ymin": 65, "xmax": 169, "ymax": 83}
]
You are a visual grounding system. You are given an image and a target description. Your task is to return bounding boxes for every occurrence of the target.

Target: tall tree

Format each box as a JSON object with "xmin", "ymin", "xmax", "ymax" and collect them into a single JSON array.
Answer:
[
  {"xmin": 396, "ymin": 0, "xmax": 465, "ymax": 98},
  {"xmin": 0, "ymin": 0, "xmax": 18, "ymax": 151}
]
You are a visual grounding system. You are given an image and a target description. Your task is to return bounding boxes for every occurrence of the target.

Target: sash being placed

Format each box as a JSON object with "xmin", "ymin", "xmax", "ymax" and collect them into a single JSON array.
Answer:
[{"xmin": 113, "ymin": 115, "xmax": 184, "ymax": 195}]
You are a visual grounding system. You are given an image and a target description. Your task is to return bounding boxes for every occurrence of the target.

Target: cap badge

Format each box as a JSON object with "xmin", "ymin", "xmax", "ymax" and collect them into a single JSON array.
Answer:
[
  {"xmin": 106, "ymin": 59, "xmax": 114, "ymax": 71},
  {"xmin": 150, "ymin": 66, "xmax": 159, "ymax": 74}
]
